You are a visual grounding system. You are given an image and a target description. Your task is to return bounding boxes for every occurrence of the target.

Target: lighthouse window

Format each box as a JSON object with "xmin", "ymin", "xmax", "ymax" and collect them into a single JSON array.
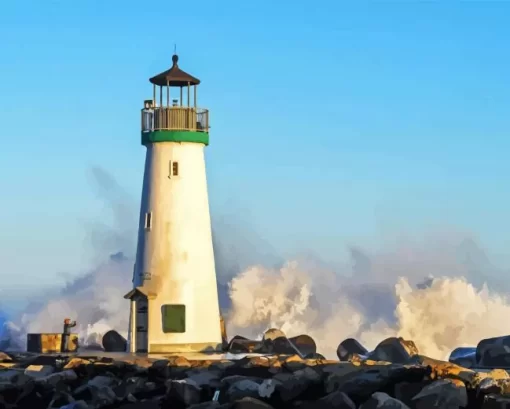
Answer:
[
  {"xmin": 145, "ymin": 212, "xmax": 152, "ymax": 230},
  {"xmin": 161, "ymin": 304, "xmax": 186, "ymax": 333},
  {"xmin": 172, "ymin": 161, "xmax": 179, "ymax": 176}
]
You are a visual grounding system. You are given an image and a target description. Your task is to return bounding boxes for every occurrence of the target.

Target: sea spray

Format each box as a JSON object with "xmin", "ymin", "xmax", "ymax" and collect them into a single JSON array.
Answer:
[
  {"xmin": 226, "ymin": 241, "xmax": 510, "ymax": 360},
  {"xmin": 3, "ymin": 169, "xmax": 510, "ymax": 359}
]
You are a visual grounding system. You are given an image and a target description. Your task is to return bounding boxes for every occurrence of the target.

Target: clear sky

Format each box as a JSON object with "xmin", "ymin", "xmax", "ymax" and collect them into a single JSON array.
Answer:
[{"xmin": 1, "ymin": 1, "xmax": 510, "ymax": 298}]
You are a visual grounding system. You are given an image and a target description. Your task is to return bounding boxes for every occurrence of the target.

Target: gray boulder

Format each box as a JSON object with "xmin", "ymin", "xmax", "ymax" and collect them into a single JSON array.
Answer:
[
  {"xmin": 102, "ymin": 330, "xmax": 127, "ymax": 352},
  {"xmin": 412, "ymin": 379, "xmax": 467, "ymax": 409},
  {"xmin": 360, "ymin": 392, "xmax": 410, "ymax": 409},
  {"xmin": 337, "ymin": 338, "xmax": 368, "ymax": 361},
  {"xmin": 369, "ymin": 337, "xmax": 419, "ymax": 364}
]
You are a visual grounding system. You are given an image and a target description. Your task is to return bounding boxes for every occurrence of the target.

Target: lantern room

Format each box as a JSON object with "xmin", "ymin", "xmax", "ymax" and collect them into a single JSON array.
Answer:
[{"xmin": 141, "ymin": 54, "xmax": 209, "ymax": 134}]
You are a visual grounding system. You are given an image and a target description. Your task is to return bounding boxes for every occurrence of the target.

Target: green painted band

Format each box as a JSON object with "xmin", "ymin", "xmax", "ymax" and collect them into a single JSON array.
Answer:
[{"xmin": 141, "ymin": 130, "xmax": 209, "ymax": 146}]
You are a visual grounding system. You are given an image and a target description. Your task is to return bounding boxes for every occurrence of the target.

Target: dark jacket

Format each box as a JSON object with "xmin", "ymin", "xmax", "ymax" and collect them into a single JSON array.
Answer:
[{"xmin": 63, "ymin": 321, "xmax": 76, "ymax": 335}]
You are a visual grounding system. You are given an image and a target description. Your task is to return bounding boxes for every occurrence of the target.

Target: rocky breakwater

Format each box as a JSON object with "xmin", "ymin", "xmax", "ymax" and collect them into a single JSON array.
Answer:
[{"xmin": 1, "ymin": 335, "xmax": 510, "ymax": 409}]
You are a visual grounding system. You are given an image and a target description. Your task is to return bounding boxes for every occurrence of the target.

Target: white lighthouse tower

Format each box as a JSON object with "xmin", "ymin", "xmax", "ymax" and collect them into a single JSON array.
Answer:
[{"xmin": 124, "ymin": 54, "xmax": 222, "ymax": 353}]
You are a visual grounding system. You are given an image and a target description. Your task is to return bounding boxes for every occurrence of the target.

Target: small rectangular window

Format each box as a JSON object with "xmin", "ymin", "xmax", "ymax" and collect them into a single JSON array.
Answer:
[
  {"xmin": 145, "ymin": 212, "xmax": 152, "ymax": 230},
  {"xmin": 172, "ymin": 161, "xmax": 179, "ymax": 176},
  {"xmin": 161, "ymin": 304, "xmax": 186, "ymax": 333}
]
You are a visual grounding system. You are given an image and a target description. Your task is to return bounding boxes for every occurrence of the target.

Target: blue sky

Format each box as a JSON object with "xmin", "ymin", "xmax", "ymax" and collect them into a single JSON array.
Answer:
[{"xmin": 1, "ymin": 0, "xmax": 510, "ymax": 298}]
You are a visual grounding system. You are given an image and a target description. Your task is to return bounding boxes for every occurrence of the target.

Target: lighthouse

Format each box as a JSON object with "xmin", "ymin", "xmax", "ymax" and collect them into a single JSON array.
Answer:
[{"xmin": 124, "ymin": 54, "xmax": 223, "ymax": 353}]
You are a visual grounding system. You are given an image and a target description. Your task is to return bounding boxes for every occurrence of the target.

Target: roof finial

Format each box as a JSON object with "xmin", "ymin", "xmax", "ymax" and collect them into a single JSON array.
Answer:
[{"xmin": 172, "ymin": 44, "xmax": 178, "ymax": 66}]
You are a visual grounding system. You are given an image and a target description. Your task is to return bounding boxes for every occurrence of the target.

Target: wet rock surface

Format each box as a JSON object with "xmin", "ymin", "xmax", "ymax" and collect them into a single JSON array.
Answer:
[{"xmin": 3, "ymin": 334, "xmax": 510, "ymax": 408}]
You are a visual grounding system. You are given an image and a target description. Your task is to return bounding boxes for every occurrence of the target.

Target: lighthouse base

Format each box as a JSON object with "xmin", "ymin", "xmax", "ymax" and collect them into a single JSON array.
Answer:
[{"xmin": 148, "ymin": 341, "xmax": 223, "ymax": 354}]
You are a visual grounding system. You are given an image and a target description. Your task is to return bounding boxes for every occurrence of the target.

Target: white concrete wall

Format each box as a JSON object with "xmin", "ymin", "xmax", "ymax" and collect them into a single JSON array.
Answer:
[{"xmin": 132, "ymin": 141, "xmax": 222, "ymax": 351}]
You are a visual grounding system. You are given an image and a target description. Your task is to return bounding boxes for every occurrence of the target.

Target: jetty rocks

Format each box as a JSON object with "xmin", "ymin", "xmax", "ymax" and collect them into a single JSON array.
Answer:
[{"xmin": 2, "ymin": 334, "xmax": 510, "ymax": 409}]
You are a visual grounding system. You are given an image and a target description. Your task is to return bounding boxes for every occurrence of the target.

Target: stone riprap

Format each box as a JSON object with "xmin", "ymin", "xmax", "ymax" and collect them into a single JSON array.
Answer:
[{"xmin": 1, "ymin": 333, "xmax": 510, "ymax": 408}]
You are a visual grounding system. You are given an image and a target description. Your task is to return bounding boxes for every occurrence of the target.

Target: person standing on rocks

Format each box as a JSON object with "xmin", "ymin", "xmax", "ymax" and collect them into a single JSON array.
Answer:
[{"xmin": 62, "ymin": 318, "xmax": 76, "ymax": 352}]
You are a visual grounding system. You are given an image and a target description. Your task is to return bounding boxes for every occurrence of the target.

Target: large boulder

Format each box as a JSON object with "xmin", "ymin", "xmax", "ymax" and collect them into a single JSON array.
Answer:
[
  {"xmin": 225, "ymin": 378, "xmax": 264, "ymax": 402},
  {"xmin": 337, "ymin": 338, "xmax": 368, "ymax": 361},
  {"xmin": 476, "ymin": 336, "xmax": 510, "ymax": 364},
  {"xmin": 479, "ymin": 345, "xmax": 510, "ymax": 368},
  {"xmin": 369, "ymin": 337, "xmax": 419, "ymax": 364},
  {"xmin": 268, "ymin": 337, "xmax": 300, "ymax": 355},
  {"xmin": 325, "ymin": 364, "xmax": 429, "ymax": 405},
  {"xmin": 165, "ymin": 378, "xmax": 202, "ymax": 407},
  {"xmin": 271, "ymin": 366, "xmax": 323, "ymax": 402},
  {"xmin": 102, "ymin": 330, "xmax": 127, "ymax": 352},
  {"xmin": 228, "ymin": 336, "xmax": 266, "ymax": 354},
  {"xmin": 449, "ymin": 347, "xmax": 477, "ymax": 368},
  {"xmin": 288, "ymin": 335, "xmax": 317, "ymax": 357},
  {"xmin": 412, "ymin": 379, "xmax": 467, "ymax": 409}
]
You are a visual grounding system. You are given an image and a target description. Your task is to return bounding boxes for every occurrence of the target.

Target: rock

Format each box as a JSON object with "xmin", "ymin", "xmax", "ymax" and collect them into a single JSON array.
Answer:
[
  {"xmin": 409, "ymin": 355, "xmax": 475, "ymax": 384},
  {"xmin": 483, "ymin": 393, "xmax": 510, "ymax": 409},
  {"xmin": 412, "ymin": 379, "xmax": 467, "ymax": 409},
  {"xmin": 0, "ymin": 369, "xmax": 26, "ymax": 383},
  {"xmin": 167, "ymin": 355, "xmax": 192, "ymax": 368},
  {"xmin": 187, "ymin": 370, "xmax": 222, "ymax": 387},
  {"xmin": 299, "ymin": 390, "xmax": 356, "ymax": 409},
  {"xmin": 337, "ymin": 338, "xmax": 368, "ymax": 361},
  {"xmin": 360, "ymin": 392, "xmax": 411, "ymax": 409},
  {"xmin": 329, "ymin": 364, "xmax": 430, "ymax": 405},
  {"xmin": 282, "ymin": 355, "xmax": 307, "ymax": 372},
  {"xmin": 221, "ymin": 376, "xmax": 264, "ymax": 389},
  {"xmin": 166, "ymin": 378, "xmax": 202, "ymax": 406},
  {"xmin": 349, "ymin": 354, "xmax": 391, "ymax": 366},
  {"xmin": 258, "ymin": 378, "xmax": 278, "ymax": 399},
  {"xmin": 229, "ymin": 397, "xmax": 275, "ymax": 409},
  {"xmin": 270, "ymin": 337, "xmax": 300, "ymax": 355},
  {"xmin": 64, "ymin": 357, "xmax": 92, "ymax": 369},
  {"xmin": 102, "ymin": 330, "xmax": 128, "ymax": 352},
  {"xmin": 227, "ymin": 336, "xmax": 250, "ymax": 353},
  {"xmin": 480, "ymin": 345, "xmax": 510, "ymax": 368},
  {"xmin": 90, "ymin": 384, "xmax": 117, "ymax": 407},
  {"xmin": 112, "ymin": 377, "xmax": 147, "ymax": 400},
  {"xmin": 39, "ymin": 369, "xmax": 78, "ymax": 386},
  {"xmin": 449, "ymin": 347, "xmax": 477, "ymax": 368},
  {"xmin": 270, "ymin": 366, "xmax": 323, "ymax": 403},
  {"xmin": 473, "ymin": 370, "xmax": 510, "ymax": 398},
  {"xmin": 225, "ymin": 379, "xmax": 263, "ymax": 401},
  {"xmin": 228, "ymin": 338, "xmax": 266, "ymax": 354},
  {"xmin": 88, "ymin": 375, "xmax": 118, "ymax": 388},
  {"xmin": 223, "ymin": 360, "xmax": 276, "ymax": 378},
  {"xmin": 0, "ymin": 351, "xmax": 13, "ymax": 362},
  {"xmin": 369, "ymin": 337, "xmax": 419, "ymax": 364},
  {"xmin": 476, "ymin": 377, "xmax": 509, "ymax": 396},
  {"xmin": 263, "ymin": 329, "xmax": 286, "ymax": 341},
  {"xmin": 394, "ymin": 381, "xmax": 431, "ymax": 408},
  {"xmin": 471, "ymin": 368, "xmax": 510, "ymax": 392},
  {"xmin": 477, "ymin": 336, "xmax": 510, "ymax": 364},
  {"xmin": 246, "ymin": 356, "xmax": 280, "ymax": 370},
  {"xmin": 323, "ymin": 363, "xmax": 366, "ymax": 392},
  {"xmin": 24, "ymin": 364, "xmax": 55, "ymax": 378},
  {"xmin": 289, "ymin": 335, "xmax": 317, "ymax": 358}
]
